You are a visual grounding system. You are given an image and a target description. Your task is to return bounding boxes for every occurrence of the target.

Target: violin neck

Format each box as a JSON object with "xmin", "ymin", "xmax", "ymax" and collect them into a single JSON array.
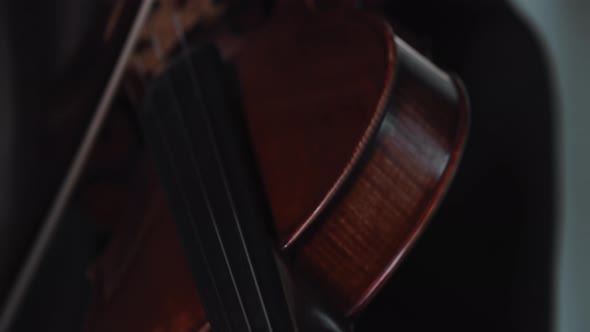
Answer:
[{"xmin": 140, "ymin": 44, "xmax": 295, "ymax": 332}]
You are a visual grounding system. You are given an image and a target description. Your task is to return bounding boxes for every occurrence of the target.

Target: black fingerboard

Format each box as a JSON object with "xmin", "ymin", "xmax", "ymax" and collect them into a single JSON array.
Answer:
[{"xmin": 140, "ymin": 44, "xmax": 295, "ymax": 332}]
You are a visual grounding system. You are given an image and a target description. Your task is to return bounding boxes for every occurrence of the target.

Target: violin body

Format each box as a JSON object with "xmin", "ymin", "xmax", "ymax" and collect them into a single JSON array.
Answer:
[
  {"xmin": 82, "ymin": 3, "xmax": 469, "ymax": 331},
  {"xmin": 236, "ymin": 8, "xmax": 469, "ymax": 315}
]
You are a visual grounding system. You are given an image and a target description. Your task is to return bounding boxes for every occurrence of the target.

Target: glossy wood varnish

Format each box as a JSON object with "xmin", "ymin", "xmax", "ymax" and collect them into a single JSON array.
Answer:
[
  {"xmin": 84, "ymin": 4, "xmax": 469, "ymax": 332},
  {"xmin": 289, "ymin": 39, "xmax": 469, "ymax": 314},
  {"xmin": 235, "ymin": 7, "xmax": 396, "ymax": 248},
  {"xmin": 236, "ymin": 5, "xmax": 468, "ymax": 316}
]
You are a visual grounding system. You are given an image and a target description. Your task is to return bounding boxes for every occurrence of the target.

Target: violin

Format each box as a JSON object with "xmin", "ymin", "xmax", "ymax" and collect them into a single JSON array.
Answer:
[{"xmin": 0, "ymin": 0, "xmax": 469, "ymax": 331}]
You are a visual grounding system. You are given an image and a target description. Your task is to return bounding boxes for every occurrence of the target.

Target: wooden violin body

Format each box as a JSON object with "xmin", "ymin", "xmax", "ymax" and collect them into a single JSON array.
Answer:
[
  {"xmin": 83, "ymin": 2, "xmax": 469, "ymax": 331},
  {"xmin": 235, "ymin": 8, "xmax": 469, "ymax": 314}
]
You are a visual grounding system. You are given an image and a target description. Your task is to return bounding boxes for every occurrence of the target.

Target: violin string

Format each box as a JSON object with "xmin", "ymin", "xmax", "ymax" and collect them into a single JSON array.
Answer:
[
  {"xmin": 168, "ymin": 15, "xmax": 255, "ymax": 332},
  {"xmin": 150, "ymin": 32, "xmax": 236, "ymax": 332},
  {"xmin": 171, "ymin": 13, "xmax": 275, "ymax": 332}
]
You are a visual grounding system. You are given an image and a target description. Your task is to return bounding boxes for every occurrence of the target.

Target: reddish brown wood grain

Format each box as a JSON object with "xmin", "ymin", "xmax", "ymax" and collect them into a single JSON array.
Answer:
[
  {"xmin": 236, "ymin": 6, "xmax": 469, "ymax": 316},
  {"xmin": 236, "ymin": 8, "xmax": 396, "ymax": 248},
  {"xmin": 289, "ymin": 42, "xmax": 469, "ymax": 314}
]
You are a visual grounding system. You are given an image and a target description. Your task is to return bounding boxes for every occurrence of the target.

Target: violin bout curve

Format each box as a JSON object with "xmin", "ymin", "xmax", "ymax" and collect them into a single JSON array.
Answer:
[{"xmin": 241, "ymin": 14, "xmax": 470, "ymax": 314}]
